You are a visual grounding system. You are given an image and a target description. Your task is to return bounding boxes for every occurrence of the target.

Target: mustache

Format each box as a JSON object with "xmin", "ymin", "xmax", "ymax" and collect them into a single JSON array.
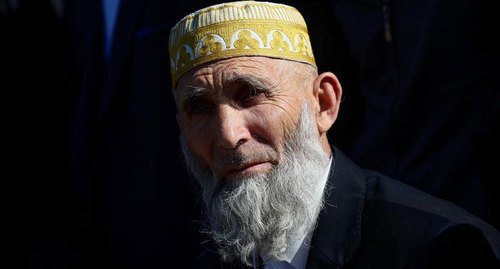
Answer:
[{"xmin": 212, "ymin": 144, "xmax": 279, "ymax": 178}]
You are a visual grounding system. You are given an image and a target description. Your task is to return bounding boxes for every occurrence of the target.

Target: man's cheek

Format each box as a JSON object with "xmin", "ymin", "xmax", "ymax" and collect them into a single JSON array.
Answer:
[
  {"xmin": 184, "ymin": 136, "xmax": 211, "ymax": 168},
  {"xmin": 246, "ymin": 108, "xmax": 284, "ymax": 140},
  {"xmin": 259, "ymin": 110, "xmax": 298, "ymax": 143}
]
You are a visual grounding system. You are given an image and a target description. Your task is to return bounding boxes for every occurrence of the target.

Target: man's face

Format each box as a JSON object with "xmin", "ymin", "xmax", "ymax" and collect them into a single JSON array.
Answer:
[
  {"xmin": 174, "ymin": 56, "xmax": 339, "ymax": 265},
  {"xmin": 175, "ymin": 56, "xmax": 316, "ymax": 182}
]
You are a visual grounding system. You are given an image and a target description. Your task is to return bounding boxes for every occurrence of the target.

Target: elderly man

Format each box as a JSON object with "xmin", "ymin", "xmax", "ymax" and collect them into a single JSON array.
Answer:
[{"xmin": 169, "ymin": 1, "xmax": 499, "ymax": 268}]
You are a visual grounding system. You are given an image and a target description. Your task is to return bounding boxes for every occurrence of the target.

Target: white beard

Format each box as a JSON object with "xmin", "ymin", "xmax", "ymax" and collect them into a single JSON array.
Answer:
[{"xmin": 180, "ymin": 104, "xmax": 330, "ymax": 266}]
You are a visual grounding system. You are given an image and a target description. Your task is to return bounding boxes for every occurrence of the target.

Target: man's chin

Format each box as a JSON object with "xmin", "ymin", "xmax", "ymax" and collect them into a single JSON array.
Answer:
[{"xmin": 222, "ymin": 162, "xmax": 274, "ymax": 182}]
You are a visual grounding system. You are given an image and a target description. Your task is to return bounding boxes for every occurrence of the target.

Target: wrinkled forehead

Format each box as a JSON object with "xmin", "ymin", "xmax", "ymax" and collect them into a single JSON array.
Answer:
[{"xmin": 175, "ymin": 56, "xmax": 288, "ymax": 94}]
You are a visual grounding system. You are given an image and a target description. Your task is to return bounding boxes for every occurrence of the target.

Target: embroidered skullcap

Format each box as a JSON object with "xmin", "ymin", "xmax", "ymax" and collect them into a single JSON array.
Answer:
[{"xmin": 168, "ymin": 1, "xmax": 316, "ymax": 88}]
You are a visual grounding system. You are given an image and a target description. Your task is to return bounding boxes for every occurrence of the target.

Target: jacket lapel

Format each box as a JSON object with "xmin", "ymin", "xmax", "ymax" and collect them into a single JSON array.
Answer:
[{"xmin": 306, "ymin": 148, "xmax": 366, "ymax": 268}]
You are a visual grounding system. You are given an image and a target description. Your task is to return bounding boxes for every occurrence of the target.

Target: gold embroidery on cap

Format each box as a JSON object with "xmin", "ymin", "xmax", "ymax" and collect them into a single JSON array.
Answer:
[
  {"xmin": 177, "ymin": 45, "xmax": 193, "ymax": 69},
  {"xmin": 270, "ymin": 31, "xmax": 290, "ymax": 51},
  {"xmin": 169, "ymin": 1, "xmax": 316, "ymax": 88},
  {"xmin": 199, "ymin": 35, "xmax": 224, "ymax": 56},
  {"xmin": 234, "ymin": 30, "xmax": 260, "ymax": 49}
]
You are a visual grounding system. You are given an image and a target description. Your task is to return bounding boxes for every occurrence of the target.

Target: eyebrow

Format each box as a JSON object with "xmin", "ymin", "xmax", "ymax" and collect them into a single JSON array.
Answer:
[
  {"xmin": 180, "ymin": 85, "xmax": 210, "ymax": 110},
  {"xmin": 226, "ymin": 74, "xmax": 275, "ymax": 90},
  {"xmin": 179, "ymin": 74, "xmax": 276, "ymax": 110}
]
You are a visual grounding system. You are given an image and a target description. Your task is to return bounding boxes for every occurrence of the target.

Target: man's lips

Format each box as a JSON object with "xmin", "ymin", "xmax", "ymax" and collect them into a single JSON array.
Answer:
[{"xmin": 223, "ymin": 161, "xmax": 272, "ymax": 179}]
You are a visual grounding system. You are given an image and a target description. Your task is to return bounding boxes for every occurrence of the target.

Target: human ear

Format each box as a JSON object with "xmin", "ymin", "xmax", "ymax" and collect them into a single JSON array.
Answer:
[{"xmin": 312, "ymin": 72, "xmax": 342, "ymax": 134}]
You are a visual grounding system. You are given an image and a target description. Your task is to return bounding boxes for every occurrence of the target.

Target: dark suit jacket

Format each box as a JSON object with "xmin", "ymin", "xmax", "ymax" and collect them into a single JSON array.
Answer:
[
  {"xmin": 194, "ymin": 148, "xmax": 500, "ymax": 268},
  {"xmin": 280, "ymin": 0, "xmax": 498, "ymax": 227}
]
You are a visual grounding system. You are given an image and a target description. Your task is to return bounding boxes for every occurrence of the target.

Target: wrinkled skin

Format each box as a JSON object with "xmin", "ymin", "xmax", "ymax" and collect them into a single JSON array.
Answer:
[{"xmin": 175, "ymin": 56, "xmax": 342, "ymax": 182}]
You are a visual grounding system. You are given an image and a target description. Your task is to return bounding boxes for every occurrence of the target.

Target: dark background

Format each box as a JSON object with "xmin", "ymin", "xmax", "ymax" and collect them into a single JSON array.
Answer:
[{"xmin": 2, "ymin": 0, "xmax": 496, "ymax": 268}]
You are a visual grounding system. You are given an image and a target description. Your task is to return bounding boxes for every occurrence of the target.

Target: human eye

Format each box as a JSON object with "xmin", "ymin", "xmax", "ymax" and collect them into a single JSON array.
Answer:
[
  {"xmin": 248, "ymin": 87, "xmax": 262, "ymax": 98},
  {"xmin": 190, "ymin": 104, "xmax": 209, "ymax": 114},
  {"xmin": 183, "ymin": 97, "xmax": 212, "ymax": 116},
  {"xmin": 240, "ymin": 84, "xmax": 266, "ymax": 104}
]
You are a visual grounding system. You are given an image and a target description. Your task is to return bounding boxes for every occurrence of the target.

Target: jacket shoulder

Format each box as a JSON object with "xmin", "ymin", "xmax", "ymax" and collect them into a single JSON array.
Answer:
[
  {"xmin": 355, "ymin": 170, "xmax": 500, "ymax": 267},
  {"xmin": 363, "ymin": 169, "xmax": 494, "ymax": 226}
]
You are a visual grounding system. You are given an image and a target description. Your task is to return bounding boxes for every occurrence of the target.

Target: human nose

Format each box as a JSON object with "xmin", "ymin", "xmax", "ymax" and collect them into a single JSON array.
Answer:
[{"xmin": 214, "ymin": 105, "xmax": 250, "ymax": 149}]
